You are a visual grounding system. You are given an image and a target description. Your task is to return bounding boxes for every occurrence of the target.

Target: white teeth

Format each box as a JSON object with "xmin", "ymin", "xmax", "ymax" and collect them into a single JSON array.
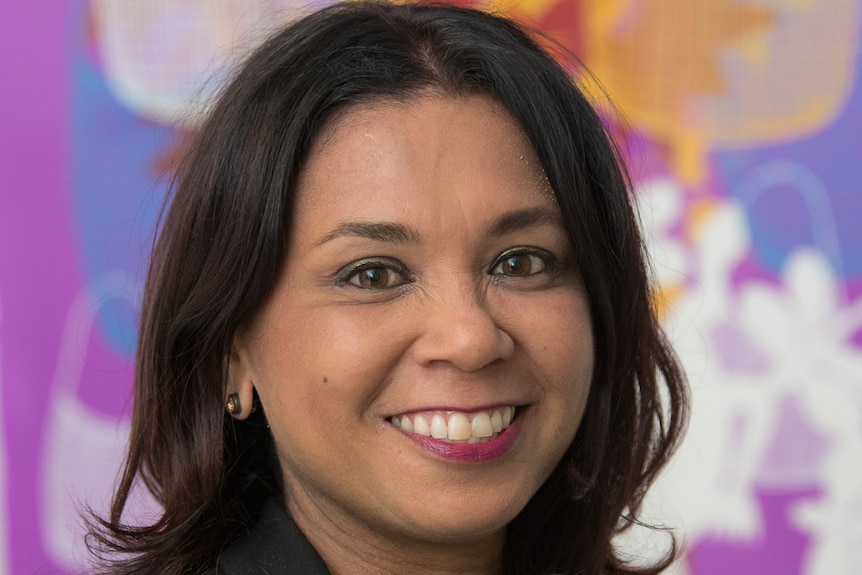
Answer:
[
  {"xmin": 414, "ymin": 415, "xmax": 431, "ymax": 436},
  {"xmin": 502, "ymin": 406, "xmax": 513, "ymax": 428},
  {"xmin": 471, "ymin": 412, "xmax": 494, "ymax": 438},
  {"xmin": 491, "ymin": 410, "xmax": 503, "ymax": 433},
  {"xmin": 391, "ymin": 406, "xmax": 518, "ymax": 443},
  {"xmin": 447, "ymin": 413, "xmax": 472, "ymax": 440},
  {"xmin": 430, "ymin": 414, "xmax": 448, "ymax": 439},
  {"xmin": 400, "ymin": 415, "xmax": 413, "ymax": 433}
]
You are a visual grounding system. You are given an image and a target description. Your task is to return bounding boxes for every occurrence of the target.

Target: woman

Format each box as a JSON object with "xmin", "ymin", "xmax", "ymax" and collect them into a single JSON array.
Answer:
[{"xmin": 90, "ymin": 2, "xmax": 688, "ymax": 574}]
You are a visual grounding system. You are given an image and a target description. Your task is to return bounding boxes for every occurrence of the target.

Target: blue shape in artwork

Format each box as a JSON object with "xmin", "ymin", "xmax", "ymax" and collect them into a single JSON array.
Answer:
[
  {"xmin": 717, "ymin": 50, "xmax": 862, "ymax": 278},
  {"xmin": 70, "ymin": 52, "xmax": 174, "ymax": 357}
]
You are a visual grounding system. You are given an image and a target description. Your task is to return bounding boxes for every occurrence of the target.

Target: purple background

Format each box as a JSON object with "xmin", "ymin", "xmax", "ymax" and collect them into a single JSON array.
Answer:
[{"xmin": 1, "ymin": 1, "xmax": 860, "ymax": 573}]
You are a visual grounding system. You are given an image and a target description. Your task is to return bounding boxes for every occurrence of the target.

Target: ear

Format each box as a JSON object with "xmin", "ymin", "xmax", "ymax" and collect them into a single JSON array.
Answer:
[{"xmin": 225, "ymin": 333, "xmax": 256, "ymax": 420}]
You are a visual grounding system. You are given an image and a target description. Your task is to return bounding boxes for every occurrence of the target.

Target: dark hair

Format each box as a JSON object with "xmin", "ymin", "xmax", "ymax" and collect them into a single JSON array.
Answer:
[{"xmin": 90, "ymin": 2, "xmax": 688, "ymax": 574}]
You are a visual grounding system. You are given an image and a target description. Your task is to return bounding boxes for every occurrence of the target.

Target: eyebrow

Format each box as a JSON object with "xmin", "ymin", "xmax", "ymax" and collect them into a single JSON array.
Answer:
[
  {"xmin": 316, "ymin": 206, "xmax": 562, "ymax": 246},
  {"xmin": 487, "ymin": 207, "xmax": 564, "ymax": 237},
  {"xmin": 317, "ymin": 221, "xmax": 422, "ymax": 246}
]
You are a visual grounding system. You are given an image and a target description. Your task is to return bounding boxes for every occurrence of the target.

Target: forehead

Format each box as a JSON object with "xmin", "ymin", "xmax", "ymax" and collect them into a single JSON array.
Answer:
[
  {"xmin": 290, "ymin": 94, "xmax": 557, "ymax": 241},
  {"xmin": 313, "ymin": 93, "xmax": 533, "ymax": 154}
]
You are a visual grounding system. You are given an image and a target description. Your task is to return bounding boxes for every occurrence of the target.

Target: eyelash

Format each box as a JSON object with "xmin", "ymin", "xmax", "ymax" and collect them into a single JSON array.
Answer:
[{"xmin": 335, "ymin": 247, "xmax": 561, "ymax": 290}]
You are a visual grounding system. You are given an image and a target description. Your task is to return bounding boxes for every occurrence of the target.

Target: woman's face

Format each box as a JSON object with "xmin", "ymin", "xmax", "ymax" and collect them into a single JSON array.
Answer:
[{"xmin": 234, "ymin": 95, "xmax": 594, "ymax": 551}]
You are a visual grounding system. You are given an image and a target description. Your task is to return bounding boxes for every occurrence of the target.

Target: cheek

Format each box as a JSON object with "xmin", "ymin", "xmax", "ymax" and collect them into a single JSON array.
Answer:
[
  {"xmin": 304, "ymin": 308, "xmax": 409, "ymax": 388},
  {"xmin": 507, "ymin": 288, "xmax": 594, "ymax": 377},
  {"xmin": 508, "ymin": 288, "xmax": 594, "ymax": 440},
  {"xmin": 252, "ymin": 303, "xmax": 410, "ymax": 422}
]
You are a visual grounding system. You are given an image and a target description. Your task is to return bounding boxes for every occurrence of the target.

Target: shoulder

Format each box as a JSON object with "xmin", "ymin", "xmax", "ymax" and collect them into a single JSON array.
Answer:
[{"xmin": 205, "ymin": 498, "xmax": 331, "ymax": 575}]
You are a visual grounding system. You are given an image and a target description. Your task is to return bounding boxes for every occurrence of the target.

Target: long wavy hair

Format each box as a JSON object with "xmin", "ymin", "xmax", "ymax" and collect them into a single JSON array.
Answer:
[{"xmin": 89, "ymin": 2, "xmax": 688, "ymax": 574}]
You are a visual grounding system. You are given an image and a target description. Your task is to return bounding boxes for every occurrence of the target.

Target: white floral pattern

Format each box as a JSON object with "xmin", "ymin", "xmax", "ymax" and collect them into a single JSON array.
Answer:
[{"xmin": 622, "ymin": 179, "xmax": 862, "ymax": 574}]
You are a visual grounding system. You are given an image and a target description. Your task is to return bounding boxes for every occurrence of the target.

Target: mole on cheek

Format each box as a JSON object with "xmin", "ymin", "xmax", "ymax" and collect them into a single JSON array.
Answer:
[{"xmin": 323, "ymin": 376, "xmax": 328, "ymax": 383}]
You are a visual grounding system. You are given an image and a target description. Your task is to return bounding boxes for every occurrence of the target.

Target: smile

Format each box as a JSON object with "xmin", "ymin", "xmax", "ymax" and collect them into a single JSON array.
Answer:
[{"xmin": 388, "ymin": 406, "xmax": 516, "ymax": 443}]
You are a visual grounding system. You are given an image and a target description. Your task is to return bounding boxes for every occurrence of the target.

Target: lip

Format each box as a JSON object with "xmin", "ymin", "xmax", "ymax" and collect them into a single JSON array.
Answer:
[
  {"xmin": 397, "ymin": 402, "xmax": 518, "ymax": 416},
  {"xmin": 400, "ymin": 415, "xmax": 522, "ymax": 462}
]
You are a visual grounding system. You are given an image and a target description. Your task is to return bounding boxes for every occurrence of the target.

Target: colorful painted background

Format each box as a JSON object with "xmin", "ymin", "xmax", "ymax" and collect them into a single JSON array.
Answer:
[{"xmin": 1, "ymin": 0, "xmax": 860, "ymax": 573}]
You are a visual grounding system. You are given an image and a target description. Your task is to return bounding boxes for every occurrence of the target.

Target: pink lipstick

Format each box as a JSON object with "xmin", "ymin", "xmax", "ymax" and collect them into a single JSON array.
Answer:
[{"xmin": 404, "ymin": 418, "xmax": 521, "ymax": 462}]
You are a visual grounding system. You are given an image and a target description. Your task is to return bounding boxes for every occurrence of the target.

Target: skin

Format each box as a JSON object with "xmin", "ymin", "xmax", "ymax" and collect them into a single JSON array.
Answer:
[{"xmin": 230, "ymin": 94, "xmax": 594, "ymax": 575}]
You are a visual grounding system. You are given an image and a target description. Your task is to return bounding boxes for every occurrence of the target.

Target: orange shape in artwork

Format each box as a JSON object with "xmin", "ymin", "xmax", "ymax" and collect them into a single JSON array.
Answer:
[
  {"xmin": 585, "ymin": 0, "xmax": 778, "ymax": 183},
  {"xmin": 496, "ymin": 0, "xmax": 861, "ymax": 184}
]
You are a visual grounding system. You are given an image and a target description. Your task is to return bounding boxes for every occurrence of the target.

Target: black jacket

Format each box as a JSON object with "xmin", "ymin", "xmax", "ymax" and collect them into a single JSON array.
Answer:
[{"xmin": 210, "ymin": 498, "xmax": 331, "ymax": 574}]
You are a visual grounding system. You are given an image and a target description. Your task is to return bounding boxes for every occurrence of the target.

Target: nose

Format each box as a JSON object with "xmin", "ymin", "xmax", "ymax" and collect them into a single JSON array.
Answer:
[{"xmin": 411, "ymin": 283, "xmax": 515, "ymax": 372}]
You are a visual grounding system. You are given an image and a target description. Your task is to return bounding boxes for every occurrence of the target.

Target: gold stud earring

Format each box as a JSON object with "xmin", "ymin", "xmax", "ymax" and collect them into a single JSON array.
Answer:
[{"xmin": 225, "ymin": 393, "xmax": 241, "ymax": 415}]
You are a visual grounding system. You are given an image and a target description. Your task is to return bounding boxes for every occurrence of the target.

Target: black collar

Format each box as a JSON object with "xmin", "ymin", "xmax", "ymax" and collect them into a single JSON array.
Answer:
[{"xmin": 214, "ymin": 498, "xmax": 331, "ymax": 574}]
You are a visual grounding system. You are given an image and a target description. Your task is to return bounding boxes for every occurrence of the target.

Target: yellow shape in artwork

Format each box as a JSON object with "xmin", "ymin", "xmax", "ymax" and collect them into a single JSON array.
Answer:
[
  {"xmin": 536, "ymin": 0, "xmax": 861, "ymax": 184},
  {"xmin": 488, "ymin": 0, "xmax": 561, "ymax": 20},
  {"xmin": 585, "ymin": 0, "xmax": 776, "ymax": 182}
]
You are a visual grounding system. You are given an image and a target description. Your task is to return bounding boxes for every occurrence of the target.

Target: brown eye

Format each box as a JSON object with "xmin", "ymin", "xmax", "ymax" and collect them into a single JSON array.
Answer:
[
  {"xmin": 352, "ymin": 267, "xmax": 394, "ymax": 288},
  {"xmin": 492, "ymin": 250, "xmax": 549, "ymax": 277},
  {"xmin": 340, "ymin": 258, "xmax": 411, "ymax": 290},
  {"xmin": 500, "ymin": 254, "xmax": 533, "ymax": 275}
]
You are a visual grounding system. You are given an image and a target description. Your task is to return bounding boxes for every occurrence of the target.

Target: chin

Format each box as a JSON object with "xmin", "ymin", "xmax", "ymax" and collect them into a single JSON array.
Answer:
[{"xmin": 395, "ymin": 485, "xmax": 533, "ymax": 543}]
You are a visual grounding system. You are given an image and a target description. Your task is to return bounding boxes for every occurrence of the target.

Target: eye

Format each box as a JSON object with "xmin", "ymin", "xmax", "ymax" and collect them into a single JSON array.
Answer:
[
  {"xmin": 337, "ymin": 258, "xmax": 411, "ymax": 290},
  {"xmin": 351, "ymin": 267, "xmax": 401, "ymax": 289},
  {"xmin": 490, "ymin": 248, "xmax": 555, "ymax": 277}
]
